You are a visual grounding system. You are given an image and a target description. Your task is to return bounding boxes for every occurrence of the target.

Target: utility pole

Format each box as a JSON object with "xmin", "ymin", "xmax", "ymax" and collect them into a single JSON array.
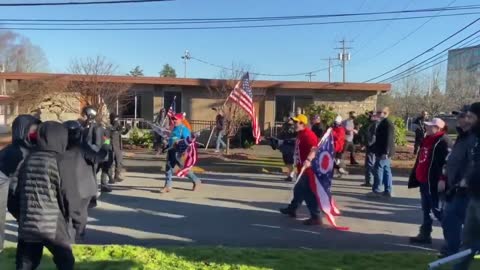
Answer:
[
  {"xmin": 0, "ymin": 64, "xmax": 5, "ymax": 95},
  {"xmin": 305, "ymin": 72, "xmax": 316, "ymax": 82},
  {"xmin": 322, "ymin": 57, "xmax": 333, "ymax": 83},
  {"xmin": 181, "ymin": 50, "xmax": 191, "ymax": 78},
  {"xmin": 336, "ymin": 39, "xmax": 352, "ymax": 83}
]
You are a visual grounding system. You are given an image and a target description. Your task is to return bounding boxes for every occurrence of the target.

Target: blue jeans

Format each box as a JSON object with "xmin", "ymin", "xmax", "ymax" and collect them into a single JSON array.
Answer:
[
  {"xmin": 442, "ymin": 195, "xmax": 469, "ymax": 255},
  {"xmin": 288, "ymin": 174, "xmax": 320, "ymax": 219},
  {"xmin": 372, "ymin": 156, "xmax": 393, "ymax": 194},
  {"xmin": 364, "ymin": 151, "xmax": 375, "ymax": 185},
  {"xmin": 164, "ymin": 149, "xmax": 200, "ymax": 188},
  {"xmin": 215, "ymin": 130, "xmax": 226, "ymax": 151}
]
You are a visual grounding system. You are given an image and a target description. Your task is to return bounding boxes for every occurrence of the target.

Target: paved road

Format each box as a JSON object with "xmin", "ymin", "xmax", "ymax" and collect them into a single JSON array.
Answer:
[{"xmin": 5, "ymin": 157, "xmax": 443, "ymax": 252}]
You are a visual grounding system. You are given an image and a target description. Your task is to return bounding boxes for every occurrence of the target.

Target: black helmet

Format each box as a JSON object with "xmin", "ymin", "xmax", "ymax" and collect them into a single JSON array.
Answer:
[
  {"xmin": 63, "ymin": 120, "xmax": 82, "ymax": 146},
  {"xmin": 82, "ymin": 106, "xmax": 97, "ymax": 120}
]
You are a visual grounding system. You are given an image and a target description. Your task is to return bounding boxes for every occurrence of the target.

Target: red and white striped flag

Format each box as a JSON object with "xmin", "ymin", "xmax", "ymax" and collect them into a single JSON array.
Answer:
[
  {"xmin": 227, "ymin": 73, "xmax": 261, "ymax": 144},
  {"xmin": 176, "ymin": 136, "xmax": 198, "ymax": 177}
]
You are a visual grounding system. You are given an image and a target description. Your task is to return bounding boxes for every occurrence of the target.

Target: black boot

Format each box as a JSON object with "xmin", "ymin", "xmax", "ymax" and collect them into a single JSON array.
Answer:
[
  {"xmin": 409, "ymin": 231, "xmax": 432, "ymax": 244},
  {"xmin": 279, "ymin": 207, "xmax": 297, "ymax": 218}
]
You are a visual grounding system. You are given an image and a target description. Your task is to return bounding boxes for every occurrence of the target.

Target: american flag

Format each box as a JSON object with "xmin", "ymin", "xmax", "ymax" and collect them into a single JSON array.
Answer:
[
  {"xmin": 311, "ymin": 128, "xmax": 348, "ymax": 231},
  {"xmin": 227, "ymin": 73, "xmax": 261, "ymax": 144},
  {"xmin": 176, "ymin": 136, "xmax": 198, "ymax": 177},
  {"xmin": 167, "ymin": 96, "xmax": 176, "ymax": 129}
]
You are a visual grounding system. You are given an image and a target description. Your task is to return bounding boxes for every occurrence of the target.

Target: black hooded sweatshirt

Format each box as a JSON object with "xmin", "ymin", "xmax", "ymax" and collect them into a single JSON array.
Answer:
[
  {"xmin": 0, "ymin": 115, "xmax": 41, "ymax": 219},
  {"xmin": 16, "ymin": 122, "xmax": 73, "ymax": 244},
  {"xmin": 57, "ymin": 140, "xmax": 109, "ymax": 234}
]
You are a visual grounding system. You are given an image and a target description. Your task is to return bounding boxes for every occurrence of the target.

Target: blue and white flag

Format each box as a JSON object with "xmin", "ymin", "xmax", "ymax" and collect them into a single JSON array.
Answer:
[{"xmin": 311, "ymin": 128, "xmax": 349, "ymax": 231}]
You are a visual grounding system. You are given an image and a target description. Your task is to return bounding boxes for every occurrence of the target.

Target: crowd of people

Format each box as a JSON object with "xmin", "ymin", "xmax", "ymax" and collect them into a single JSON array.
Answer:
[
  {"xmin": 2, "ymin": 101, "xmax": 480, "ymax": 269},
  {"xmin": 273, "ymin": 102, "xmax": 480, "ymax": 269}
]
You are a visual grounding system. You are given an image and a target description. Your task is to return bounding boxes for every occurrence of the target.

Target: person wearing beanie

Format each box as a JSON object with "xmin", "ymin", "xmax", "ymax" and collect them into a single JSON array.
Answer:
[
  {"xmin": 332, "ymin": 115, "xmax": 348, "ymax": 176},
  {"xmin": 367, "ymin": 107, "xmax": 395, "ymax": 199},
  {"xmin": 439, "ymin": 106, "xmax": 475, "ymax": 257},
  {"xmin": 455, "ymin": 102, "xmax": 480, "ymax": 269}
]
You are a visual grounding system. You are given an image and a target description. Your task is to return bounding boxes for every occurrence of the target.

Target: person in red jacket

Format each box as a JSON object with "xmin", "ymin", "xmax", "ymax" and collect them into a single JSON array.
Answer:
[
  {"xmin": 279, "ymin": 114, "xmax": 322, "ymax": 226},
  {"xmin": 332, "ymin": 116, "xmax": 348, "ymax": 176}
]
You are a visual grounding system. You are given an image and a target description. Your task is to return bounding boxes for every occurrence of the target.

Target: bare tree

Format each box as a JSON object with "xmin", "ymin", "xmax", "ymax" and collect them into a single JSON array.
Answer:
[
  {"xmin": 391, "ymin": 73, "xmax": 424, "ymax": 119},
  {"xmin": 0, "ymin": 31, "xmax": 48, "ymax": 72},
  {"xmin": 67, "ymin": 56, "xmax": 131, "ymax": 122},
  {"xmin": 207, "ymin": 63, "xmax": 255, "ymax": 153}
]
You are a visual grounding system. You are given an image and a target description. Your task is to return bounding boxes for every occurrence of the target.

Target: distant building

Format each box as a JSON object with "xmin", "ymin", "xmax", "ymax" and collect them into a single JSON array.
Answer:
[
  {"xmin": 0, "ymin": 72, "xmax": 390, "ymax": 133},
  {"xmin": 446, "ymin": 45, "xmax": 480, "ymax": 97}
]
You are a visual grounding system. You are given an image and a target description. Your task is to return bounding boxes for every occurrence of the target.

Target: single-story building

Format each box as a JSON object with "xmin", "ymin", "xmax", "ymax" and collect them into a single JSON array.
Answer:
[{"xmin": 0, "ymin": 72, "xmax": 391, "ymax": 133}]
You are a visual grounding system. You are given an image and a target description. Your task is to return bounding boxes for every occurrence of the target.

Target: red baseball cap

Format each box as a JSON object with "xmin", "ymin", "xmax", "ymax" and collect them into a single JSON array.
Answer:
[{"xmin": 172, "ymin": 113, "xmax": 184, "ymax": 120}]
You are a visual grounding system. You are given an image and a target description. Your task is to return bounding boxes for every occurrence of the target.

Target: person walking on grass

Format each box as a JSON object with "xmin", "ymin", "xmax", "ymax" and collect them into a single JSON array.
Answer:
[
  {"xmin": 279, "ymin": 114, "xmax": 321, "ymax": 226},
  {"xmin": 343, "ymin": 111, "xmax": 359, "ymax": 165},
  {"xmin": 362, "ymin": 111, "xmax": 379, "ymax": 187},
  {"xmin": 15, "ymin": 122, "xmax": 79, "ymax": 270},
  {"xmin": 215, "ymin": 109, "xmax": 226, "ymax": 153},
  {"xmin": 367, "ymin": 107, "xmax": 395, "ymax": 199},
  {"xmin": 438, "ymin": 106, "xmax": 475, "ymax": 258},
  {"xmin": 162, "ymin": 113, "xmax": 201, "ymax": 193},
  {"xmin": 0, "ymin": 115, "xmax": 40, "ymax": 254},
  {"xmin": 408, "ymin": 118, "xmax": 452, "ymax": 244}
]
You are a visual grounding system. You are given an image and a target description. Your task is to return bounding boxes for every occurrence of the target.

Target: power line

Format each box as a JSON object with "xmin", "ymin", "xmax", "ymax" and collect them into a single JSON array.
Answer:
[
  {"xmin": 381, "ymin": 32, "xmax": 480, "ymax": 83},
  {"xmin": 363, "ymin": 17, "xmax": 480, "ymax": 83},
  {"xmin": 0, "ymin": 0, "xmax": 171, "ymax": 6},
  {"xmin": 354, "ymin": 0, "xmax": 458, "ymax": 64},
  {"xmin": 1, "ymin": 12, "xmax": 479, "ymax": 31},
  {"xmin": 1, "ymin": 4, "xmax": 479, "ymax": 22},
  {"xmin": 190, "ymin": 55, "xmax": 336, "ymax": 78}
]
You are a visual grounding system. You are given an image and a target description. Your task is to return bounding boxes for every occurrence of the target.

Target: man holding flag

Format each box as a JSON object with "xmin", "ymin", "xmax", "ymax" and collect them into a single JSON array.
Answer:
[
  {"xmin": 280, "ymin": 114, "xmax": 348, "ymax": 230},
  {"xmin": 279, "ymin": 114, "xmax": 321, "ymax": 225}
]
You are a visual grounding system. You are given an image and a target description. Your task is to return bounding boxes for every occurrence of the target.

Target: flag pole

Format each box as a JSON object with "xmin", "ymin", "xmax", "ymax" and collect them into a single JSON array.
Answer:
[{"xmin": 161, "ymin": 96, "xmax": 176, "ymax": 127}]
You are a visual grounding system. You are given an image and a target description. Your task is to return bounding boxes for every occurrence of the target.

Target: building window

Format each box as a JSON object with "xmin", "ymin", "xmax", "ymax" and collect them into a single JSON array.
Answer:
[
  {"xmin": 275, "ymin": 96, "xmax": 313, "ymax": 122},
  {"xmin": 122, "ymin": 92, "xmax": 142, "ymax": 118},
  {"xmin": 164, "ymin": 91, "xmax": 181, "ymax": 112}
]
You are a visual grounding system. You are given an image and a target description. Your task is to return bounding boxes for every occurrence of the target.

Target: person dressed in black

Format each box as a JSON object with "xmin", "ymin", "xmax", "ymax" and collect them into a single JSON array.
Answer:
[
  {"xmin": 278, "ymin": 116, "xmax": 297, "ymax": 182},
  {"xmin": 362, "ymin": 111, "xmax": 379, "ymax": 187},
  {"xmin": 14, "ymin": 122, "xmax": 77, "ymax": 270},
  {"xmin": 311, "ymin": 115, "xmax": 324, "ymax": 139},
  {"xmin": 58, "ymin": 120, "xmax": 110, "ymax": 241},
  {"xmin": 0, "ymin": 115, "xmax": 40, "ymax": 254},
  {"xmin": 105, "ymin": 113, "xmax": 130, "ymax": 183},
  {"xmin": 413, "ymin": 111, "xmax": 429, "ymax": 155},
  {"xmin": 80, "ymin": 106, "xmax": 109, "ymax": 192}
]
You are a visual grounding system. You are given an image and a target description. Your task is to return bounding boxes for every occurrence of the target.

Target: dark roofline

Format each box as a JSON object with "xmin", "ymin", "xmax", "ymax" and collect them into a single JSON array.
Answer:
[{"xmin": 0, "ymin": 72, "xmax": 391, "ymax": 92}]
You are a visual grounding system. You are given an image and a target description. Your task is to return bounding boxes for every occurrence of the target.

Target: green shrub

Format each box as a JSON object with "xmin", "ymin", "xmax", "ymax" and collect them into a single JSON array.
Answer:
[
  {"xmin": 127, "ymin": 128, "xmax": 154, "ymax": 149},
  {"xmin": 304, "ymin": 104, "xmax": 337, "ymax": 127},
  {"xmin": 390, "ymin": 116, "xmax": 408, "ymax": 146}
]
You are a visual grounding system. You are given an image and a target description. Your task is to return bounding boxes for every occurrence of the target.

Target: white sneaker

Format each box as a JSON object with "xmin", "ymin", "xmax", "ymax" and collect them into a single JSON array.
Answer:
[
  {"xmin": 339, "ymin": 168, "xmax": 349, "ymax": 175},
  {"xmin": 214, "ymin": 150, "xmax": 220, "ymax": 153}
]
